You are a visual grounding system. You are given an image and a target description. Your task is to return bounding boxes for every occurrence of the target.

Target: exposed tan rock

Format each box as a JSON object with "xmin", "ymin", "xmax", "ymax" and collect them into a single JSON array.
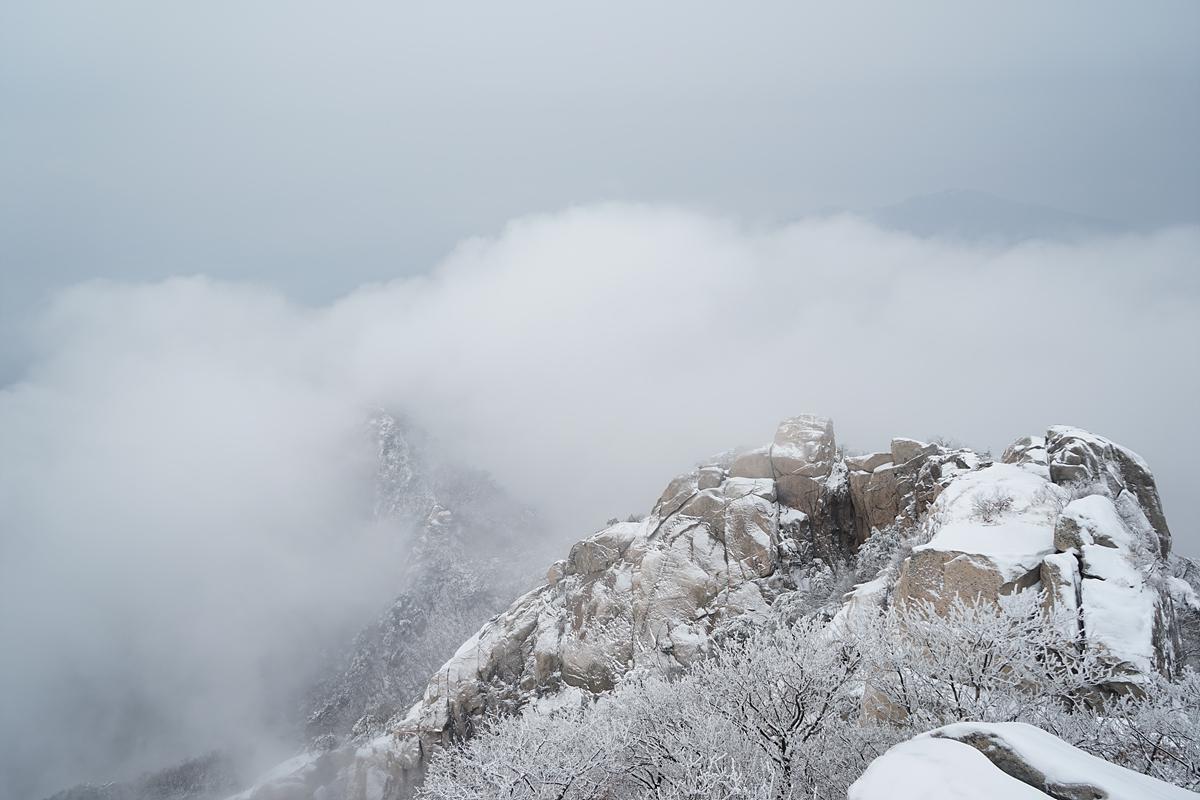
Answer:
[
  {"xmin": 770, "ymin": 414, "xmax": 836, "ymax": 478},
  {"xmin": 545, "ymin": 559, "xmax": 567, "ymax": 587},
  {"xmin": 846, "ymin": 442, "xmax": 981, "ymax": 548},
  {"xmin": 891, "ymin": 438, "xmax": 938, "ymax": 466},
  {"xmin": 1000, "ymin": 436, "xmax": 1047, "ymax": 472},
  {"xmin": 566, "ymin": 525, "xmax": 638, "ymax": 576},
  {"xmin": 894, "ymin": 550, "xmax": 1042, "ymax": 614},
  {"xmin": 776, "ymin": 473, "xmax": 823, "ymax": 516},
  {"xmin": 652, "ymin": 471, "xmax": 699, "ymax": 518},
  {"xmin": 728, "ymin": 447, "xmax": 774, "ymax": 479},
  {"xmin": 846, "ymin": 452, "xmax": 893, "ymax": 473},
  {"xmin": 848, "ymin": 468, "xmax": 904, "ymax": 538},
  {"xmin": 697, "ymin": 465, "xmax": 724, "ymax": 490}
]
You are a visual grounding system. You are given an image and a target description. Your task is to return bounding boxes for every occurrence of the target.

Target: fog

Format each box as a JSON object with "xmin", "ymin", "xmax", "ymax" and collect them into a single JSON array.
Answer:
[
  {"xmin": 2, "ymin": 208, "xmax": 1199, "ymax": 797},
  {"xmin": 2, "ymin": 2, "xmax": 1199, "ymax": 798}
]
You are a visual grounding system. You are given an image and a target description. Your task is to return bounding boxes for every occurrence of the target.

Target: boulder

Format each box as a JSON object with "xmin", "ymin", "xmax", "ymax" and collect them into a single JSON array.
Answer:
[
  {"xmin": 770, "ymin": 414, "xmax": 836, "ymax": 478},
  {"xmin": 891, "ymin": 437, "xmax": 939, "ymax": 466},
  {"xmin": 651, "ymin": 471, "xmax": 699, "ymax": 519},
  {"xmin": 566, "ymin": 524, "xmax": 638, "ymax": 576},
  {"xmin": 846, "ymin": 451, "xmax": 893, "ymax": 473},
  {"xmin": 545, "ymin": 559, "xmax": 567, "ymax": 586},
  {"xmin": 697, "ymin": 465, "xmax": 724, "ymax": 490},
  {"xmin": 1001, "ymin": 436, "xmax": 1048, "ymax": 475},
  {"xmin": 895, "ymin": 549, "xmax": 1043, "ymax": 614},
  {"xmin": 850, "ymin": 722, "xmax": 1196, "ymax": 800},
  {"xmin": 728, "ymin": 447, "xmax": 774, "ymax": 480}
]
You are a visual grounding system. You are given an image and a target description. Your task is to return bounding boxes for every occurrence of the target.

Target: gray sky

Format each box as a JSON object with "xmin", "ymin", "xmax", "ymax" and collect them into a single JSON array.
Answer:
[
  {"xmin": 2, "ymin": 3, "xmax": 1199, "ymax": 798},
  {"xmin": 3, "ymin": 3, "xmax": 1197, "ymax": 329}
]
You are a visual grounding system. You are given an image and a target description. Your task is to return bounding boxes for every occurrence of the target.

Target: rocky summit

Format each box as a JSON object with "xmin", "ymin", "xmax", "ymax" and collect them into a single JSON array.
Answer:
[{"xmin": 233, "ymin": 415, "xmax": 1200, "ymax": 800}]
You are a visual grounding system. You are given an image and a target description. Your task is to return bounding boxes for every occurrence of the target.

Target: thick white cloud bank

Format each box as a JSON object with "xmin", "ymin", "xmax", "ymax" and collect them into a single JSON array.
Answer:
[{"xmin": 2, "ymin": 206, "xmax": 1198, "ymax": 797}]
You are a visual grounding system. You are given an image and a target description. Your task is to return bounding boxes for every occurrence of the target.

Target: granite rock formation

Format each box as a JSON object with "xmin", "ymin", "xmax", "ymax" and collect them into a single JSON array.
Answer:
[{"xmin": 233, "ymin": 415, "xmax": 1197, "ymax": 800}]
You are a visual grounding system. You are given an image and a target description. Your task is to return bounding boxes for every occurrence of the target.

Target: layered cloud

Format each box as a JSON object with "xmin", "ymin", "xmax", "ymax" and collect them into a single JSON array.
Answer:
[{"xmin": 2, "ymin": 206, "xmax": 1198, "ymax": 797}]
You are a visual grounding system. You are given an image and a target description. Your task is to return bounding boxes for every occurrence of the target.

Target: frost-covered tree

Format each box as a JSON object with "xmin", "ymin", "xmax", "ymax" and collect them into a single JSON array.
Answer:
[
  {"xmin": 851, "ymin": 592, "xmax": 1128, "ymax": 731},
  {"xmin": 419, "ymin": 591, "xmax": 1200, "ymax": 799}
]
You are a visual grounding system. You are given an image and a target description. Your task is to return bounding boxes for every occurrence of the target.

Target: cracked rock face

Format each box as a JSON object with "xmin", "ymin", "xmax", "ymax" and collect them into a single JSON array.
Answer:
[
  {"xmin": 367, "ymin": 415, "xmax": 854, "ymax": 790},
  {"xmin": 846, "ymin": 439, "xmax": 985, "ymax": 549},
  {"xmin": 1046, "ymin": 425, "xmax": 1172, "ymax": 557},
  {"xmin": 893, "ymin": 427, "xmax": 1186, "ymax": 677}
]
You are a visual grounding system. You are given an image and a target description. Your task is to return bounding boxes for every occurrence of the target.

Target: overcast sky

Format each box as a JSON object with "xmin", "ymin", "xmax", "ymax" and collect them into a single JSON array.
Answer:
[
  {"xmin": 2, "ymin": 3, "xmax": 1199, "ymax": 798},
  {"xmin": 3, "ymin": 2, "xmax": 1198, "ymax": 364}
]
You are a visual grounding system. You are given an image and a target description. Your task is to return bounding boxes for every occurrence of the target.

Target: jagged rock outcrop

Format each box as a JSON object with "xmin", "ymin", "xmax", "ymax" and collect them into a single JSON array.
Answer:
[
  {"xmin": 384, "ymin": 415, "xmax": 858, "ymax": 783},
  {"xmin": 846, "ymin": 437, "xmax": 986, "ymax": 548},
  {"xmin": 890, "ymin": 426, "xmax": 1191, "ymax": 679},
  {"xmin": 232, "ymin": 415, "xmax": 855, "ymax": 798},
  {"xmin": 235, "ymin": 415, "xmax": 1194, "ymax": 800},
  {"xmin": 301, "ymin": 414, "xmax": 548, "ymax": 747}
]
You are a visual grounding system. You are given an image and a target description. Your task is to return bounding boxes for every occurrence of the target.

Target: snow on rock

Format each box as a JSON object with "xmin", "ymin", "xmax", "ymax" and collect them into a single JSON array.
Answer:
[
  {"xmin": 1057, "ymin": 495, "xmax": 1159, "ymax": 672},
  {"xmin": 850, "ymin": 722, "xmax": 1195, "ymax": 800},
  {"xmin": 770, "ymin": 413, "xmax": 836, "ymax": 478},
  {"xmin": 846, "ymin": 437, "xmax": 982, "ymax": 549},
  {"xmin": 894, "ymin": 464, "xmax": 1058, "ymax": 613},
  {"xmin": 1000, "ymin": 435, "xmax": 1049, "ymax": 479},
  {"xmin": 1047, "ymin": 424, "xmax": 1171, "ymax": 556},
  {"xmin": 848, "ymin": 736, "xmax": 1049, "ymax": 800},
  {"xmin": 889, "ymin": 427, "xmax": 1187, "ymax": 677}
]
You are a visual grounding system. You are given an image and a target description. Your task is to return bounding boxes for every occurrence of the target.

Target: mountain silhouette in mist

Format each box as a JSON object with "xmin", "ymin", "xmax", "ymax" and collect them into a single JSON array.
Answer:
[{"xmin": 811, "ymin": 189, "xmax": 1129, "ymax": 243}]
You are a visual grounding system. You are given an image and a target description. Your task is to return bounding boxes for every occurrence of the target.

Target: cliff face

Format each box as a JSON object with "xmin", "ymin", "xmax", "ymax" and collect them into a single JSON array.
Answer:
[
  {"xmin": 233, "ymin": 415, "xmax": 1199, "ymax": 800},
  {"xmin": 890, "ymin": 425, "xmax": 1192, "ymax": 679}
]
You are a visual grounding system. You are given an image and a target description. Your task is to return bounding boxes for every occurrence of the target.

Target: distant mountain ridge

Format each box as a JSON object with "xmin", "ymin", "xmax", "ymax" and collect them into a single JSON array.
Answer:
[{"xmin": 808, "ymin": 189, "xmax": 1129, "ymax": 243}]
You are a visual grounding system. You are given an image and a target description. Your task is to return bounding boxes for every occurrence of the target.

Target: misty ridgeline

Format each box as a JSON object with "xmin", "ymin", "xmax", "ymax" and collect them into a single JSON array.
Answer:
[
  {"xmin": 40, "ymin": 411, "xmax": 560, "ymax": 800},
  {"xmin": 44, "ymin": 414, "xmax": 1200, "ymax": 800}
]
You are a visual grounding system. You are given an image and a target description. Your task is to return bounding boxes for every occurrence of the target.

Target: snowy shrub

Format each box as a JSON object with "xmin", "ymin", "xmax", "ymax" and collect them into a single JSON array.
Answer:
[
  {"xmin": 418, "ymin": 674, "xmax": 779, "ymax": 800},
  {"xmin": 852, "ymin": 592, "xmax": 1127, "ymax": 731},
  {"xmin": 1040, "ymin": 669, "xmax": 1200, "ymax": 791},
  {"xmin": 969, "ymin": 486, "xmax": 1015, "ymax": 523}
]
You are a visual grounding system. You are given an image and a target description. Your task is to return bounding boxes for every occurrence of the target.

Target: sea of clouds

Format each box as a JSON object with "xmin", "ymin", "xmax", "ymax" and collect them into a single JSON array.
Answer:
[{"xmin": 2, "ymin": 206, "xmax": 1198, "ymax": 798}]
